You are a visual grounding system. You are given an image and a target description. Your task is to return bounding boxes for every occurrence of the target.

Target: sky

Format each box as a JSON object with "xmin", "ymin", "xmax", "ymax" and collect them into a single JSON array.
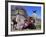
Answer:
[
  {"xmin": 11, "ymin": 5, "xmax": 41, "ymax": 18},
  {"xmin": 23, "ymin": 6, "xmax": 41, "ymax": 17}
]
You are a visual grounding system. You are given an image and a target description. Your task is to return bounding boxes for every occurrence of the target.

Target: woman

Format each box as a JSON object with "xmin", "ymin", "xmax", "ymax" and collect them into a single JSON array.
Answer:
[{"xmin": 23, "ymin": 17, "xmax": 36, "ymax": 29}]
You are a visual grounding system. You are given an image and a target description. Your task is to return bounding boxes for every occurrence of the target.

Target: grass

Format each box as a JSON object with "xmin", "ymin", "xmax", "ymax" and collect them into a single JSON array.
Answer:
[{"xmin": 36, "ymin": 24, "xmax": 41, "ymax": 29}]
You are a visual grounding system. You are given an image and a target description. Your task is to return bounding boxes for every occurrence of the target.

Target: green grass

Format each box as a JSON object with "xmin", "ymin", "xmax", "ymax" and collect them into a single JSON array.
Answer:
[{"xmin": 36, "ymin": 24, "xmax": 41, "ymax": 29}]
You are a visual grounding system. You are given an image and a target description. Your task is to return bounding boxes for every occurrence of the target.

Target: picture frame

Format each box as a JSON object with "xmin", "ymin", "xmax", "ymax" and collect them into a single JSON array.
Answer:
[{"xmin": 5, "ymin": 1, "xmax": 45, "ymax": 36}]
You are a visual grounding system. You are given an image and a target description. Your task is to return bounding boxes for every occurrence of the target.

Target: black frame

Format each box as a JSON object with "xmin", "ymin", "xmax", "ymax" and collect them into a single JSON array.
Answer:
[{"xmin": 5, "ymin": 1, "xmax": 45, "ymax": 36}]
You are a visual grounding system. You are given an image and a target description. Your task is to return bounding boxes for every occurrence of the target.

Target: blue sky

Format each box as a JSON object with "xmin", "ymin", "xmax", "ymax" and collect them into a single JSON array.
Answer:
[
  {"xmin": 23, "ymin": 6, "xmax": 41, "ymax": 17},
  {"xmin": 11, "ymin": 5, "xmax": 41, "ymax": 18}
]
